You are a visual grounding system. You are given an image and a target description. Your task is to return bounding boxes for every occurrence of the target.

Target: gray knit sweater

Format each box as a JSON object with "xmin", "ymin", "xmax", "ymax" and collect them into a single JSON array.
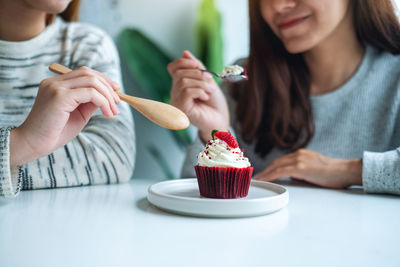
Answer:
[
  {"xmin": 182, "ymin": 45, "xmax": 400, "ymax": 195},
  {"xmin": 0, "ymin": 17, "xmax": 135, "ymax": 198}
]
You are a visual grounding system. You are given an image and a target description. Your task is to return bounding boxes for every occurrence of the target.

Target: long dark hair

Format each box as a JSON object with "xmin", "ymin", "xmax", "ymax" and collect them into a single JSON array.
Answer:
[
  {"xmin": 46, "ymin": 0, "xmax": 80, "ymax": 24},
  {"xmin": 231, "ymin": 0, "xmax": 400, "ymax": 157}
]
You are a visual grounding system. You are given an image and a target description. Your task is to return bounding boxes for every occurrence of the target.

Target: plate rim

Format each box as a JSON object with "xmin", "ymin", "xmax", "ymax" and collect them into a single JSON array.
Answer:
[
  {"xmin": 148, "ymin": 178, "xmax": 288, "ymax": 204},
  {"xmin": 147, "ymin": 178, "xmax": 289, "ymax": 218}
]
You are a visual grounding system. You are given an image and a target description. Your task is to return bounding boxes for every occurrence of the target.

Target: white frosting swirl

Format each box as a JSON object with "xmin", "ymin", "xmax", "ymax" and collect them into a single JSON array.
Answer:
[
  {"xmin": 197, "ymin": 139, "xmax": 251, "ymax": 168},
  {"xmin": 222, "ymin": 64, "xmax": 244, "ymax": 76}
]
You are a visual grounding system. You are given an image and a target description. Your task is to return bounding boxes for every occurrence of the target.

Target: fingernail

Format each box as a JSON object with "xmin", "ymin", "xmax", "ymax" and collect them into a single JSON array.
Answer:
[
  {"xmin": 204, "ymin": 73, "xmax": 213, "ymax": 80},
  {"xmin": 112, "ymin": 81, "xmax": 121, "ymax": 91},
  {"xmin": 184, "ymin": 50, "xmax": 194, "ymax": 58},
  {"xmin": 207, "ymin": 86, "xmax": 216, "ymax": 93},
  {"xmin": 113, "ymin": 103, "xmax": 120, "ymax": 114},
  {"xmin": 186, "ymin": 60, "xmax": 196, "ymax": 68}
]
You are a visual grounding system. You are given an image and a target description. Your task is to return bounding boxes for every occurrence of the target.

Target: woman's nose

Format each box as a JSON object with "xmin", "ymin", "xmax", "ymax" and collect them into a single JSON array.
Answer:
[{"xmin": 271, "ymin": 0, "xmax": 297, "ymax": 13}]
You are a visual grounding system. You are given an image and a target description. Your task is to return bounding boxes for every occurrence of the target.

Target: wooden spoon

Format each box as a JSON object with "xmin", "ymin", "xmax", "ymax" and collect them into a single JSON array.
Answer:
[{"xmin": 49, "ymin": 63, "xmax": 190, "ymax": 130}]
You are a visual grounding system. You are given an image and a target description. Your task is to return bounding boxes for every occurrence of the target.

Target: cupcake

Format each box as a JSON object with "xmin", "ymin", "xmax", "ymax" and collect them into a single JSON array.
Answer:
[{"xmin": 195, "ymin": 130, "xmax": 253, "ymax": 199}]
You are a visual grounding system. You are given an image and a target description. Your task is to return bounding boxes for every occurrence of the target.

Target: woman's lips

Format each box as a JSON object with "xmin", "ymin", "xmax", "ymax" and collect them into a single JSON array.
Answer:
[{"xmin": 278, "ymin": 16, "xmax": 309, "ymax": 30}]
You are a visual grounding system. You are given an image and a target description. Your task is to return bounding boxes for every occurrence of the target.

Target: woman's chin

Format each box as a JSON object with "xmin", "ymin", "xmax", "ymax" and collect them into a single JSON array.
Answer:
[
  {"xmin": 284, "ymin": 44, "xmax": 310, "ymax": 54},
  {"xmin": 30, "ymin": 0, "xmax": 72, "ymax": 14},
  {"xmin": 282, "ymin": 38, "xmax": 316, "ymax": 54}
]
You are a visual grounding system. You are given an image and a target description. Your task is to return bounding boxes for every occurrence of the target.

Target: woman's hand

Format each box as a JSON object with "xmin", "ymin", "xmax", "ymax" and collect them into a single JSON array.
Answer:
[
  {"xmin": 10, "ymin": 66, "xmax": 121, "ymax": 167},
  {"xmin": 254, "ymin": 149, "xmax": 362, "ymax": 188},
  {"xmin": 168, "ymin": 50, "xmax": 229, "ymax": 142}
]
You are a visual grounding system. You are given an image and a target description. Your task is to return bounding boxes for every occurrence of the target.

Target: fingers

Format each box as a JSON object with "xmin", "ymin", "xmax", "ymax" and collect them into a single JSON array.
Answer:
[
  {"xmin": 76, "ymin": 67, "xmax": 121, "ymax": 103},
  {"xmin": 254, "ymin": 153, "xmax": 300, "ymax": 181},
  {"xmin": 88, "ymin": 72, "xmax": 120, "ymax": 103},
  {"xmin": 182, "ymin": 50, "xmax": 196, "ymax": 60},
  {"xmin": 170, "ymin": 78, "xmax": 214, "ymax": 109},
  {"xmin": 170, "ymin": 69, "xmax": 216, "ymax": 111},
  {"xmin": 173, "ymin": 69, "xmax": 214, "ymax": 84},
  {"xmin": 167, "ymin": 50, "xmax": 209, "ymax": 76},
  {"xmin": 174, "ymin": 76, "xmax": 215, "ymax": 94},
  {"xmin": 75, "ymin": 103, "xmax": 98, "ymax": 123},
  {"xmin": 254, "ymin": 149, "xmax": 316, "ymax": 181},
  {"xmin": 175, "ymin": 69, "xmax": 203, "ymax": 80},
  {"xmin": 59, "ymin": 76, "xmax": 120, "ymax": 115},
  {"xmin": 178, "ymin": 88, "xmax": 210, "ymax": 102},
  {"xmin": 257, "ymin": 166, "xmax": 302, "ymax": 182},
  {"xmin": 182, "ymin": 50, "xmax": 206, "ymax": 69},
  {"xmin": 167, "ymin": 58, "xmax": 199, "ymax": 75},
  {"xmin": 168, "ymin": 51, "xmax": 216, "ymax": 108},
  {"xmin": 66, "ymin": 87, "xmax": 115, "ymax": 118},
  {"xmin": 254, "ymin": 149, "xmax": 351, "ymax": 189},
  {"xmin": 168, "ymin": 50, "xmax": 215, "ymax": 101},
  {"xmin": 43, "ymin": 65, "xmax": 122, "ymax": 117},
  {"xmin": 171, "ymin": 87, "xmax": 210, "ymax": 111},
  {"xmin": 50, "ymin": 66, "xmax": 121, "ymax": 103},
  {"xmin": 262, "ymin": 153, "xmax": 297, "ymax": 175}
]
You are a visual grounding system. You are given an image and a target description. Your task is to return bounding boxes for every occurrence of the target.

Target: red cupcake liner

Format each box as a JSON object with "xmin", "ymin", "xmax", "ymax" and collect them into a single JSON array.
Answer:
[{"xmin": 194, "ymin": 166, "xmax": 253, "ymax": 199}]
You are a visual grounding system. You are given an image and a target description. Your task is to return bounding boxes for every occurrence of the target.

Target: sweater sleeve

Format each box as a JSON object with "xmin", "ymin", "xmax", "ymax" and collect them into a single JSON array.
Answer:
[
  {"xmin": 1, "ymin": 29, "xmax": 135, "ymax": 198},
  {"xmin": 362, "ymin": 149, "xmax": 400, "ymax": 195},
  {"xmin": 0, "ymin": 127, "xmax": 22, "ymax": 198}
]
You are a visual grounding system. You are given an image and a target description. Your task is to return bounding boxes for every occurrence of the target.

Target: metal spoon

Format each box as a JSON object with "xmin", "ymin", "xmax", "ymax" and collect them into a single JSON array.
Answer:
[
  {"xmin": 200, "ymin": 69, "xmax": 248, "ymax": 83},
  {"xmin": 49, "ymin": 63, "xmax": 190, "ymax": 130}
]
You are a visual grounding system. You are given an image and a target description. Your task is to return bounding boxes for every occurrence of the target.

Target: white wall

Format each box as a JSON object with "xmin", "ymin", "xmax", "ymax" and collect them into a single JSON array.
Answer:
[
  {"xmin": 81, "ymin": 0, "xmax": 400, "ymax": 65},
  {"xmin": 80, "ymin": 0, "xmax": 249, "ymax": 65},
  {"xmin": 395, "ymin": 0, "xmax": 400, "ymax": 16}
]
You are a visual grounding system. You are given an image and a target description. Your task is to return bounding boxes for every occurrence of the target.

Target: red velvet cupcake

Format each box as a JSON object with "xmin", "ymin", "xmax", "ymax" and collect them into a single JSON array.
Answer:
[{"xmin": 195, "ymin": 130, "xmax": 253, "ymax": 199}]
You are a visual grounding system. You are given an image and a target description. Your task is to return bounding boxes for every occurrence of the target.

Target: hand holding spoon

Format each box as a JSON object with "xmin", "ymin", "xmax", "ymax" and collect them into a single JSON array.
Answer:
[{"xmin": 49, "ymin": 63, "xmax": 190, "ymax": 130}]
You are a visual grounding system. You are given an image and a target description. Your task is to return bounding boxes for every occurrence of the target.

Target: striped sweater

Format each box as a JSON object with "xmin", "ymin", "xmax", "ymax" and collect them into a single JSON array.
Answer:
[{"xmin": 0, "ymin": 17, "xmax": 135, "ymax": 198}]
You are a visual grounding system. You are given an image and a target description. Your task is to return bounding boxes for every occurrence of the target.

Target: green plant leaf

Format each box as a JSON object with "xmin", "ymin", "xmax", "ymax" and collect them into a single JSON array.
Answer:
[
  {"xmin": 118, "ymin": 28, "xmax": 172, "ymax": 102},
  {"xmin": 195, "ymin": 0, "xmax": 224, "ymax": 79}
]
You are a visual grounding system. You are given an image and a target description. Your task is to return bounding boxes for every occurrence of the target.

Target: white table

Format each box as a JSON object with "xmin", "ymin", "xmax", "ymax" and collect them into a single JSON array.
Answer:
[{"xmin": 0, "ymin": 177, "xmax": 399, "ymax": 267}]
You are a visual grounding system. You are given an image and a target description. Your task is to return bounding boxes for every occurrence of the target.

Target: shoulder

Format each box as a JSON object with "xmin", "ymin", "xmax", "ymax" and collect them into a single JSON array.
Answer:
[
  {"xmin": 366, "ymin": 46, "xmax": 400, "ymax": 112},
  {"xmin": 56, "ymin": 17, "xmax": 119, "ymax": 70},
  {"xmin": 57, "ymin": 17, "xmax": 112, "ymax": 45},
  {"xmin": 368, "ymin": 45, "xmax": 400, "ymax": 77},
  {"xmin": 365, "ymin": 45, "xmax": 400, "ymax": 98},
  {"xmin": 56, "ymin": 17, "xmax": 116, "ymax": 58}
]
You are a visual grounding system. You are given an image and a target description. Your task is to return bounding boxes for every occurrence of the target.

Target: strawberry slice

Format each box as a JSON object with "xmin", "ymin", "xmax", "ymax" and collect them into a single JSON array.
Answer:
[{"xmin": 211, "ymin": 130, "xmax": 238, "ymax": 148}]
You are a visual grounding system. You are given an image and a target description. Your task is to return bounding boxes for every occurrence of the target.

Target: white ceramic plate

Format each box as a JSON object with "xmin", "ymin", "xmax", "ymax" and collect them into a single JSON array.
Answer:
[{"xmin": 147, "ymin": 178, "xmax": 289, "ymax": 218}]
